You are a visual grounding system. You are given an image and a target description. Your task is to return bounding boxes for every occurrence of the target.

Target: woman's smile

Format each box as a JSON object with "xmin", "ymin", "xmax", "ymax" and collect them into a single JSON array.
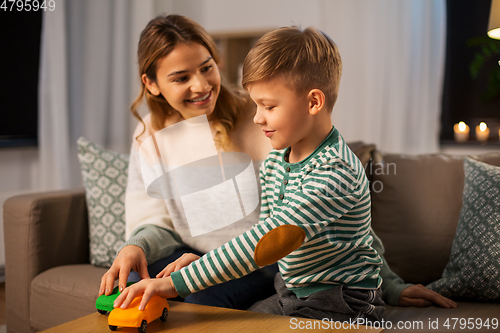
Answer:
[
  {"xmin": 144, "ymin": 43, "xmax": 221, "ymax": 120},
  {"xmin": 186, "ymin": 90, "xmax": 212, "ymax": 104}
]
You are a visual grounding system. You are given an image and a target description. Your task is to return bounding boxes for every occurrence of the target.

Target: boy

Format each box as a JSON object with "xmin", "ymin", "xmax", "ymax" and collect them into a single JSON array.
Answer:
[{"xmin": 115, "ymin": 26, "xmax": 384, "ymax": 321}]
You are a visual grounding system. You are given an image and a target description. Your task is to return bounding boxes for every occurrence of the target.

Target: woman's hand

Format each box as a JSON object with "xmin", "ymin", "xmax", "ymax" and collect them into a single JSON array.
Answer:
[
  {"xmin": 398, "ymin": 284, "xmax": 458, "ymax": 308},
  {"xmin": 98, "ymin": 245, "xmax": 150, "ymax": 296},
  {"xmin": 114, "ymin": 277, "xmax": 178, "ymax": 311},
  {"xmin": 156, "ymin": 253, "xmax": 200, "ymax": 278}
]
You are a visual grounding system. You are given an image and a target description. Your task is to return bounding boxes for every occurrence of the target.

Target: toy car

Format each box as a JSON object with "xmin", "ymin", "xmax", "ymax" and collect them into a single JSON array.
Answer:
[
  {"xmin": 108, "ymin": 294, "xmax": 169, "ymax": 333},
  {"xmin": 96, "ymin": 282, "xmax": 136, "ymax": 314}
]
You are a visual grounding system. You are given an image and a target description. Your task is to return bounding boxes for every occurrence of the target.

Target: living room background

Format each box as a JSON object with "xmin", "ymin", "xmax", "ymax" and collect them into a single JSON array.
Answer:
[{"xmin": 0, "ymin": 0, "xmax": 499, "ymax": 276}]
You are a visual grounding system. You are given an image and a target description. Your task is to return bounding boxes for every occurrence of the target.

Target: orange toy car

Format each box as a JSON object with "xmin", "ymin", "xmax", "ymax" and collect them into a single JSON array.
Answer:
[{"xmin": 108, "ymin": 295, "xmax": 169, "ymax": 333}]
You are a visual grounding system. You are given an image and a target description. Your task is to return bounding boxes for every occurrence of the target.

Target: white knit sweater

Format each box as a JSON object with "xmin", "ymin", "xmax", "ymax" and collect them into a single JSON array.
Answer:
[{"xmin": 122, "ymin": 113, "xmax": 272, "ymax": 263}]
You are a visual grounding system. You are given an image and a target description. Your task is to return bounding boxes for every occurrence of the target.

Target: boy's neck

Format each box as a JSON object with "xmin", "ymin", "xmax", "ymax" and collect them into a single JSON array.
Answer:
[{"xmin": 287, "ymin": 117, "xmax": 333, "ymax": 164}]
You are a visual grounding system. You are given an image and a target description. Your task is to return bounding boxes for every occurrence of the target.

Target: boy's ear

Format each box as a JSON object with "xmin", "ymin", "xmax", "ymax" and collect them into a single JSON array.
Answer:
[
  {"xmin": 142, "ymin": 74, "xmax": 161, "ymax": 96},
  {"xmin": 308, "ymin": 89, "xmax": 325, "ymax": 115}
]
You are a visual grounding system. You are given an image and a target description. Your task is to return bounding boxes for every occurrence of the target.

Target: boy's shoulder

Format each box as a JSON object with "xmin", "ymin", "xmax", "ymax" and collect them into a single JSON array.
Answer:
[
  {"xmin": 261, "ymin": 129, "xmax": 362, "ymax": 177},
  {"xmin": 261, "ymin": 148, "xmax": 285, "ymax": 168},
  {"xmin": 309, "ymin": 129, "xmax": 362, "ymax": 174}
]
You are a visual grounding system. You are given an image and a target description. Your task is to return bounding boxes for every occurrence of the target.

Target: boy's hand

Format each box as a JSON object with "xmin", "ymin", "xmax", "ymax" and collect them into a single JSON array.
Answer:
[
  {"xmin": 156, "ymin": 253, "xmax": 200, "ymax": 278},
  {"xmin": 399, "ymin": 284, "xmax": 458, "ymax": 308},
  {"xmin": 114, "ymin": 277, "xmax": 178, "ymax": 311}
]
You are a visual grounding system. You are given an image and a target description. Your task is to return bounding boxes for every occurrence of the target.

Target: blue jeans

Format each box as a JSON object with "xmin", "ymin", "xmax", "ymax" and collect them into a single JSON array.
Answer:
[{"xmin": 128, "ymin": 247, "xmax": 279, "ymax": 310}]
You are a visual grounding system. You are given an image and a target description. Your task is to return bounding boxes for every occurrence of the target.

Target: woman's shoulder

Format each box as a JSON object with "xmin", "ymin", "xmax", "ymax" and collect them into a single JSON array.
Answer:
[{"xmin": 131, "ymin": 113, "xmax": 154, "ymax": 149}]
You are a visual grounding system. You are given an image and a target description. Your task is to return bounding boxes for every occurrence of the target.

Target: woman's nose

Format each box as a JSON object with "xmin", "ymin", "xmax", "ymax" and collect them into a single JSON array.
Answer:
[{"xmin": 191, "ymin": 74, "xmax": 209, "ymax": 92}]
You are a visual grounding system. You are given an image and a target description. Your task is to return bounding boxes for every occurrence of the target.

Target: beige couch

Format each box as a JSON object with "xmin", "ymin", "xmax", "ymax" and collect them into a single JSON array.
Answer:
[{"xmin": 4, "ymin": 144, "xmax": 500, "ymax": 332}]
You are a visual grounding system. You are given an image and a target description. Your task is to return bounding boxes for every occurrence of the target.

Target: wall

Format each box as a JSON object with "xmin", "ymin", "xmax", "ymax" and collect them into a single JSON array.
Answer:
[{"xmin": 165, "ymin": 0, "xmax": 324, "ymax": 35}]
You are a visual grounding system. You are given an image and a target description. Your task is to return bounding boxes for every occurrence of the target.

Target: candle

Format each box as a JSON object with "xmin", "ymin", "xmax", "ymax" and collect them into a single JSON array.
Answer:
[
  {"xmin": 475, "ymin": 122, "xmax": 490, "ymax": 142},
  {"xmin": 453, "ymin": 121, "xmax": 470, "ymax": 142}
]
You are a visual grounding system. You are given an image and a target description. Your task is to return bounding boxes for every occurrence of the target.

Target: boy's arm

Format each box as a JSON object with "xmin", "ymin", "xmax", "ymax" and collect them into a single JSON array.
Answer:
[
  {"xmin": 171, "ymin": 162, "xmax": 365, "ymax": 297},
  {"xmin": 114, "ymin": 276, "xmax": 178, "ymax": 310},
  {"xmin": 370, "ymin": 228, "xmax": 411, "ymax": 306}
]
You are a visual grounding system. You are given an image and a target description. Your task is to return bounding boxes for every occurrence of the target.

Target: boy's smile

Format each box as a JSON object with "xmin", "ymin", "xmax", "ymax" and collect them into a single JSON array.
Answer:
[
  {"xmin": 248, "ymin": 77, "xmax": 332, "ymax": 163},
  {"xmin": 263, "ymin": 130, "xmax": 275, "ymax": 138}
]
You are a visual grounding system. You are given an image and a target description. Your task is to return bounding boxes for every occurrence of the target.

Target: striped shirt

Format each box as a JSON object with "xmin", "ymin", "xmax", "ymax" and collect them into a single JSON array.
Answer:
[{"xmin": 171, "ymin": 127, "xmax": 382, "ymax": 298}]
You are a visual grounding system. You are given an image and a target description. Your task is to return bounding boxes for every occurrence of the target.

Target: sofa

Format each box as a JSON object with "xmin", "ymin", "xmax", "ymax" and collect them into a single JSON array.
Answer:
[{"xmin": 4, "ymin": 142, "xmax": 500, "ymax": 333}]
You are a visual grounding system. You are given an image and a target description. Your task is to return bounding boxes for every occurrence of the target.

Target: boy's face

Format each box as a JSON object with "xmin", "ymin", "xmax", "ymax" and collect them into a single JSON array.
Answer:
[{"xmin": 248, "ymin": 77, "xmax": 312, "ymax": 151}]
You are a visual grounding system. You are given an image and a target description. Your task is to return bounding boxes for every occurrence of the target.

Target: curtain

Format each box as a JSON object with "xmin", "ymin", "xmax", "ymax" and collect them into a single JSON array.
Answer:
[
  {"xmin": 38, "ymin": 0, "xmax": 446, "ymax": 190},
  {"xmin": 38, "ymin": 0, "xmax": 155, "ymax": 190},
  {"xmin": 324, "ymin": 0, "xmax": 446, "ymax": 154}
]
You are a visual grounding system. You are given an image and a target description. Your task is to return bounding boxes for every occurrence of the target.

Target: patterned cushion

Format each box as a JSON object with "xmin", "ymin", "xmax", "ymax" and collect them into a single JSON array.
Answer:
[
  {"xmin": 427, "ymin": 157, "xmax": 500, "ymax": 301},
  {"xmin": 77, "ymin": 137, "xmax": 129, "ymax": 267}
]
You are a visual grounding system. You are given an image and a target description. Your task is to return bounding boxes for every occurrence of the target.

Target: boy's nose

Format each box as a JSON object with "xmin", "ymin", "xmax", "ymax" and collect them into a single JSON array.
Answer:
[{"xmin": 253, "ymin": 108, "xmax": 265, "ymax": 125}]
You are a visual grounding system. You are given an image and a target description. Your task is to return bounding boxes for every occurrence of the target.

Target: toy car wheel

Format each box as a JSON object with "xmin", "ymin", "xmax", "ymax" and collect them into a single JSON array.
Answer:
[
  {"xmin": 160, "ymin": 308, "xmax": 168, "ymax": 321},
  {"xmin": 109, "ymin": 325, "xmax": 117, "ymax": 331},
  {"xmin": 97, "ymin": 309, "xmax": 107, "ymax": 315},
  {"xmin": 138, "ymin": 320, "xmax": 147, "ymax": 333}
]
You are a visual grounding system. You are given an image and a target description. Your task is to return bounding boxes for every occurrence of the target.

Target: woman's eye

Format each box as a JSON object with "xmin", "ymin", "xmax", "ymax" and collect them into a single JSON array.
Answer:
[
  {"xmin": 174, "ymin": 76, "xmax": 188, "ymax": 83},
  {"xmin": 201, "ymin": 65, "xmax": 212, "ymax": 73}
]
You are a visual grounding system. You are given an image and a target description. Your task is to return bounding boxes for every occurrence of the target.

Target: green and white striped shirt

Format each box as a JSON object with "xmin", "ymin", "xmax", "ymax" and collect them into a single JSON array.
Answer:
[{"xmin": 171, "ymin": 127, "xmax": 382, "ymax": 298}]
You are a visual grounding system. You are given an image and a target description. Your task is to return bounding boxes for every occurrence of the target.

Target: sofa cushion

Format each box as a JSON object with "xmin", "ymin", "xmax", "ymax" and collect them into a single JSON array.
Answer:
[
  {"xmin": 30, "ymin": 264, "xmax": 107, "ymax": 331},
  {"xmin": 370, "ymin": 152, "xmax": 500, "ymax": 286},
  {"xmin": 426, "ymin": 158, "xmax": 500, "ymax": 301},
  {"xmin": 77, "ymin": 137, "xmax": 129, "ymax": 267},
  {"xmin": 370, "ymin": 154, "xmax": 465, "ymax": 285}
]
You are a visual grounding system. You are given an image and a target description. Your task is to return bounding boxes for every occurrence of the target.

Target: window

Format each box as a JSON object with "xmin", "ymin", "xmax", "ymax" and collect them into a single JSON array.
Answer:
[
  {"xmin": 441, "ymin": 0, "xmax": 500, "ymax": 143},
  {"xmin": 0, "ymin": 10, "xmax": 42, "ymax": 147}
]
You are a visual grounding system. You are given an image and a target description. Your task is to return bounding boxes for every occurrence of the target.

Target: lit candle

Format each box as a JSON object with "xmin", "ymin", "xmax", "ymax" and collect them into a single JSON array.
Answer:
[
  {"xmin": 475, "ymin": 122, "xmax": 490, "ymax": 142},
  {"xmin": 453, "ymin": 121, "xmax": 470, "ymax": 142}
]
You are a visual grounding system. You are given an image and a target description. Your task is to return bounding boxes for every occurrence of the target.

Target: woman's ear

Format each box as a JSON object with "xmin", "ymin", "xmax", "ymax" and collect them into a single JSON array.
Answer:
[
  {"xmin": 142, "ymin": 74, "xmax": 160, "ymax": 96},
  {"xmin": 308, "ymin": 89, "xmax": 325, "ymax": 115}
]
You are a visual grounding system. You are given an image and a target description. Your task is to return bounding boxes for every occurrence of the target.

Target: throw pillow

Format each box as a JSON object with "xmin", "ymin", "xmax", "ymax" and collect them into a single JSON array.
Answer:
[
  {"xmin": 427, "ymin": 157, "xmax": 500, "ymax": 301},
  {"xmin": 77, "ymin": 137, "xmax": 129, "ymax": 268}
]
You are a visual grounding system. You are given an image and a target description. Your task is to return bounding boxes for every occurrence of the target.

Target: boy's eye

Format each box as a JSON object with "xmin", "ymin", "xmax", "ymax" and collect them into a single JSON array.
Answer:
[{"xmin": 266, "ymin": 106, "xmax": 275, "ymax": 111}]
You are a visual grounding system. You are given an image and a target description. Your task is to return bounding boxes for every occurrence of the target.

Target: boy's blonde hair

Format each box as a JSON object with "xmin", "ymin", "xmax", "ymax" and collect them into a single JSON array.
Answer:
[{"xmin": 242, "ymin": 26, "xmax": 342, "ymax": 111}]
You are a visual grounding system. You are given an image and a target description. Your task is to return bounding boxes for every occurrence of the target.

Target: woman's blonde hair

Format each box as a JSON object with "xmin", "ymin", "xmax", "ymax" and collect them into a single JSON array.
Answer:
[
  {"xmin": 131, "ymin": 14, "xmax": 248, "ymax": 148},
  {"xmin": 242, "ymin": 26, "xmax": 342, "ymax": 111}
]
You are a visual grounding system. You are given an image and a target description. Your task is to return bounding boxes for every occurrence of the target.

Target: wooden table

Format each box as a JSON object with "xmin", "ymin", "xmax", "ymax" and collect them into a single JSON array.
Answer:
[{"xmin": 41, "ymin": 301, "xmax": 384, "ymax": 332}]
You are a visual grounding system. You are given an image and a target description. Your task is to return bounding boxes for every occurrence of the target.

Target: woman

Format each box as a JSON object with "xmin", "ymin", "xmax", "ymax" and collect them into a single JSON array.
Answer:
[{"xmin": 99, "ymin": 14, "xmax": 456, "ymax": 310}]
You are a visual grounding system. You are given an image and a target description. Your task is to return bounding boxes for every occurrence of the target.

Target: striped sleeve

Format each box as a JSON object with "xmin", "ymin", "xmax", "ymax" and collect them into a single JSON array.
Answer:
[
  {"xmin": 170, "ymin": 158, "xmax": 364, "ymax": 297},
  {"xmin": 258, "ymin": 159, "xmax": 271, "ymax": 221}
]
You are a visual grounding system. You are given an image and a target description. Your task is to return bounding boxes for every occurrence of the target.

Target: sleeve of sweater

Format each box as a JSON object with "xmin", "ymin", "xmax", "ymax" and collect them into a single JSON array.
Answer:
[
  {"xmin": 170, "ymin": 158, "xmax": 368, "ymax": 297},
  {"xmin": 370, "ymin": 227, "xmax": 411, "ymax": 306},
  {"xmin": 119, "ymin": 119, "xmax": 183, "ymax": 264},
  {"xmin": 117, "ymin": 224, "xmax": 183, "ymax": 264}
]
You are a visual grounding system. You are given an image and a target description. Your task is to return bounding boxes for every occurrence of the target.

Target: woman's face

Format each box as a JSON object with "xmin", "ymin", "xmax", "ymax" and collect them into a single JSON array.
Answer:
[{"xmin": 143, "ymin": 42, "xmax": 221, "ymax": 120}]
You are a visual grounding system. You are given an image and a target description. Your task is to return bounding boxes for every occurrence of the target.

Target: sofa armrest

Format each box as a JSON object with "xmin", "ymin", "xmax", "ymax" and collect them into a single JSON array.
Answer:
[{"xmin": 3, "ymin": 189, "xmax": 89, "ymax": 333}]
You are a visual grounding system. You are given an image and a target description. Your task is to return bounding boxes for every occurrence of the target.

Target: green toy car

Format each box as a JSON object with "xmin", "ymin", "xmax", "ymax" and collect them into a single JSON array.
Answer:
[{"xmin": 96, "ymin": 282, "xmax": 136, "ymax": 314}]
